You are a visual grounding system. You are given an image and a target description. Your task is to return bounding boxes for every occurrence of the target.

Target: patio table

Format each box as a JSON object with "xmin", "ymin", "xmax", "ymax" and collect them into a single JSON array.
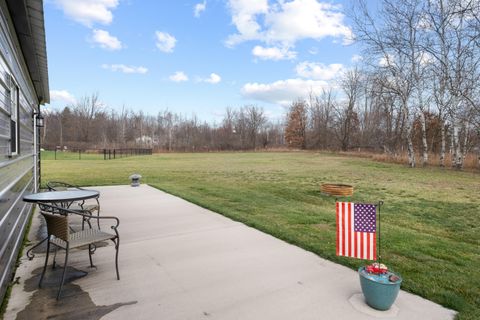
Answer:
[
  {"xmin": 23, "ymin": 189, "xmax": 100, "ymax": 259},
  {"xmin": 23, "ymin": 189, "xmax": 99, "ymax": 207}
]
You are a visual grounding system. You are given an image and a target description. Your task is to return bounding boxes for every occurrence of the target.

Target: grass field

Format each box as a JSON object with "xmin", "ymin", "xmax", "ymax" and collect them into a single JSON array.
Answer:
[{"xmin": 41, "ymin": 151, "xmax": 480, "ymax": 320}]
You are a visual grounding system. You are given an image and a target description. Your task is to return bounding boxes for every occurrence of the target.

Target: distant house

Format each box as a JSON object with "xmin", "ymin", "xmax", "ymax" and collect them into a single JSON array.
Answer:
[
  {"xmin": 0, "ymin": 0, "xmax": 49, "ymax": 302},
  {"xmin": 135, "ymin": 135, "xmax": 156, "ymax": 146}
]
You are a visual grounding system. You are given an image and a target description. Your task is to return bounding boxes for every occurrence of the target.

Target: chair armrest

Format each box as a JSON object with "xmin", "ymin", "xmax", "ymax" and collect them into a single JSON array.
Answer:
[
  {"xmin": 38, "ymin": 202, "xmax": 120, "ymax": 229},
  {"xmin": 46, "ymin": 181, "xmax": 85, "ymax": 191}
]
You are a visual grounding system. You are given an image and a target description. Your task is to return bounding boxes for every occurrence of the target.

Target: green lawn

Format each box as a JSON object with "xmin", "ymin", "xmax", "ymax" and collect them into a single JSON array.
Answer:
[{"xmin": 41, "ymin": 151, "xmax": 480, "ymax": 320}]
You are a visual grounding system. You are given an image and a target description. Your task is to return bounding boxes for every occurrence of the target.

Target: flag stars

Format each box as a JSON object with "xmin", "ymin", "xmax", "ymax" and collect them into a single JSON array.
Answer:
[{"xmin": 354, "ymin": 204, "xmax": 376, "ymax": 233}]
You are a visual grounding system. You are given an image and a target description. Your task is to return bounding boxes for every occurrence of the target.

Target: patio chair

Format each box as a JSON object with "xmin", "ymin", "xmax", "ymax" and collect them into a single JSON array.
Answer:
[
  {"xmin": 46, "ymin": 181, "xmax": 101, "ymax": 228},
  {"xmin": 38, "ymin": 204, "xmax": 120, "ymax": 300}
]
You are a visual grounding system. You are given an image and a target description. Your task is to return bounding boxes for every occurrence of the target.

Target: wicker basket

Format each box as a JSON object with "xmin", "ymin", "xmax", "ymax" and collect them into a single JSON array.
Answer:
[{"xmin": 320, "ymin": 183, "xmax": 354, "ymax": 196}]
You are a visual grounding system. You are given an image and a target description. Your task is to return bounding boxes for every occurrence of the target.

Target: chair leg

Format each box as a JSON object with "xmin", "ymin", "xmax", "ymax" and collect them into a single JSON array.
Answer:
[
  {"xmin": 96, "ymin": 200, "xmax": 101, "ymax": 230},
  {"xmin": 57, "ymin": 246, "xmax": 69, "ymax": 300},
  {"xmin": 113, "ymin": 238, "xmax": 120, "ymax": 280},
  {"xmin": 88, "ymin": 244, "xmax": 95, "ymax": 268},
  {"xmin": 39, "ymin": 239, "xmax": 50, "ymax": 288},
  {"xmin": 97, "ymin": 208, "xmax": 101, "ymax": 230},
  {"xmin": 52, "ymin": 246, "xmax": 57, "ymax": 269}
]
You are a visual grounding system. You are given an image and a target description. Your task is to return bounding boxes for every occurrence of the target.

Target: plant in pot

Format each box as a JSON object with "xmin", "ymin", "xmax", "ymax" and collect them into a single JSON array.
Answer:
[
  {"xmin": 358, "ymin": 262, "xmax": 402, "ymax": 310},
  {"xmin": 336, "ymin": 201, "xmax": 402, "ymax": 311}
]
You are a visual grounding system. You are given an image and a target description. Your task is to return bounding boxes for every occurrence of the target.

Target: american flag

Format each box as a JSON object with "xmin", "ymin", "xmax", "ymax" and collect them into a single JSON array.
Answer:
[{"xmin": 336, "ymin": 202, "xmax": 376, "ymax": 260}]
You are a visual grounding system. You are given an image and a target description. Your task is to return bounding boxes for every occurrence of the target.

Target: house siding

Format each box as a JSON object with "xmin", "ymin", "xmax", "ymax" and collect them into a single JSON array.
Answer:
[{"xmin": 0, "ymin": 0, "xmax": 41, "ymax": 302}]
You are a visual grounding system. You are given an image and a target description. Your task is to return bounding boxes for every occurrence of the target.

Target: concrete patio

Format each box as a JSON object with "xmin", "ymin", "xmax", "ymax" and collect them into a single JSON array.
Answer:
[{"xmin": 4, "ymin": 185, "xmax": 455, "ymax": 320}]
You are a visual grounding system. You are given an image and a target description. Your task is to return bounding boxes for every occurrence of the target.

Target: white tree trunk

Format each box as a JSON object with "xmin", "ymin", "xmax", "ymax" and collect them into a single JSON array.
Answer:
[
  {"xmin": 461, "ymin": 121, "xmax": 469, "ymax": 167},
  {"xmin": 450, "ymin": 126, "xmax": 455, "ymax": 165},
  {"xmin": 452, "ymin": 124, "xmax": 463, "ymax": 169},
  {"xmin": 403, "ymin": 104, "xmax": 416, "ymax": 168},
  {"xmin": 440, "ymin": 122, "xmax": 446, "ymax": 167},
  {"xmin": 419, "ymin": 112, "xmax": 428, "ymax": 166},
  {"xmin": 406, "ymin": 123, "xmax": 416, "ymax": 168}
]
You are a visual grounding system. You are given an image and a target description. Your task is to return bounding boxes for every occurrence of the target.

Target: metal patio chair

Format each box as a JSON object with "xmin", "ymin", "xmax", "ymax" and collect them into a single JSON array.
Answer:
[
  {"xmin": 46, "ymin": 181, "xmax": 101, "ymax": 228},
  {"xmin": 38, "ymin": 203, "xmax": 120, "ymax": 300}
]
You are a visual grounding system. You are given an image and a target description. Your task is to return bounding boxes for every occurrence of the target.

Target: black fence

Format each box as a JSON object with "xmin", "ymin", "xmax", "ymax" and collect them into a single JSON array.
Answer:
[
  {"xmin": 102, "ymin": 148, "xmax": 153, "ymax": 160},
  {"xmin": 42, "ymin": 148, "xmax": 153, "ymax": 160}
]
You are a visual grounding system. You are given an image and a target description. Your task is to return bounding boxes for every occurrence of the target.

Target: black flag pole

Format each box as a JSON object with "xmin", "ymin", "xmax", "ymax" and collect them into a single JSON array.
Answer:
[{"xmin": 377, "ymin": 200, "xmax": 384, "ymax": 265}]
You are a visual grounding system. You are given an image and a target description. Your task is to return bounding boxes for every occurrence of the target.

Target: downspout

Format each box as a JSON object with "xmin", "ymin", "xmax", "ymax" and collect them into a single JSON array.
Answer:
[{"xmin": 33, "ymin": 111, "xmax": 37, "ymax": 192}]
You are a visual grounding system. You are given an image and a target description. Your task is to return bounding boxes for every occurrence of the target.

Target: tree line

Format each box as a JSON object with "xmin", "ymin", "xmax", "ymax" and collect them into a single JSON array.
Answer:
[
  {"xmin": 43, "ymin": 0, "xmax": 480, "ymax": 169},
  {"xmin": 286, "ymin": 0, "xmax": 480, "ymax": 169},
  {"xmin": 42, "ymin": 94, "xmax": 284, "ymax": 152}
]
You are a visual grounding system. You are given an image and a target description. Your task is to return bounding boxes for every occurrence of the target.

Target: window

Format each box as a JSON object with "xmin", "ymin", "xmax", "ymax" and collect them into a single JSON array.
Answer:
[{"xmin": 9, "ymin": 78, "xmax": 19, "ymax": 156}]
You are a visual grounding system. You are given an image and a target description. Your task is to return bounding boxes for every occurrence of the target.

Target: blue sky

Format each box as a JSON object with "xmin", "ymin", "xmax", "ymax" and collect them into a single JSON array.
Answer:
[{"xmin": 45, "ymin": 0, "xmax": 361, "ymax": 122}]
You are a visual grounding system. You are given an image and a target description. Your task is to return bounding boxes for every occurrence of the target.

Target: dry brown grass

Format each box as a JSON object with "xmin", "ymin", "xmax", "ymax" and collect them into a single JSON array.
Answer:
[{"xmin": 337, "ymin": 150, "xmax": 480, "ymax": 171}]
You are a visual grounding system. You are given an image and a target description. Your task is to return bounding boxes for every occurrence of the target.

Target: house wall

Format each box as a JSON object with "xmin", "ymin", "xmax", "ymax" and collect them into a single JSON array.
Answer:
[{"xmin": 0, "ymin": 0, "xmax": 40, "ymax": 301}]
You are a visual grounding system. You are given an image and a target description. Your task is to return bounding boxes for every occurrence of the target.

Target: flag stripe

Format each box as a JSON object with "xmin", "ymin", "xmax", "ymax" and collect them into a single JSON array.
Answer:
[
  {"xmin": 345, "ymin": 202, "xmax": 349, "ymax": 256},
  {"xmin": 355, "ymin": 231, "xmax": 359, "ymax": 258},
  {"xmin": 341, "ymin": 202, "xmax": 345, "ymax": 256},
  {"xmin": 336, "ymin": 202, "xmax": 376, "ymax": 261},
  {"xmin": 336, "ymin": 202, "xmax": 339, "ymax": 256},
  {"xmin": 365, "ymin": 234, "xmax": 372, "ymax": 260},
  {"xmin": 360, "ymin": 233, "xmax": 364, "ymax": 259},
  {"xmin": 347, "ymin": 203, "xmax": 353, "ymax": 257}
]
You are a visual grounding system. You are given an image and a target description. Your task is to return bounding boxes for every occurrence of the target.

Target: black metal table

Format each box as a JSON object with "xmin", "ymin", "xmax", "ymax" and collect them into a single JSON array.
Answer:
[
  {"xmin": 23, "ymin": 189, "xmax": 100, "ymax": 259},
  {"xmin": 23, "ymin": 190, "xmax": 100, "ymax": 207}
]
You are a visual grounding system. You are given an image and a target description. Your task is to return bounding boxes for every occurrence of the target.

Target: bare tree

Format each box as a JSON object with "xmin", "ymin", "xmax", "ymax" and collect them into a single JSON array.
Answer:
[
  {"xmin": 72, "ymin": 93, "xmax": 103, "ymax": 145},
  {"xmin": 337, "ymin": 68, "xmax": 363, "ymax": 151},
  {"xmin": 244, "ymin": 105, "xmax": 266, "ymax": 149},
  {"xmin": 308, "ymin": 89, "xmax": 336, "ymax": 149}
]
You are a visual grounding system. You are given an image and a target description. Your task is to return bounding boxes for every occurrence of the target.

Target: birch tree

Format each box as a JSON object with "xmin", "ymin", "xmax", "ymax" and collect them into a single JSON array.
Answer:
[
  {"xmin": 351, "ymin": 0, "xmax": 424, "ymax": 167},
  {"xmin": 423, "ymin": 0, "xmax": 480, "ymax": 168}
]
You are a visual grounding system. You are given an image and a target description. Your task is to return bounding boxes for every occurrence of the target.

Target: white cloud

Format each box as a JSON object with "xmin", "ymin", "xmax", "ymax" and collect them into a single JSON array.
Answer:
[
  {"xmin": 226, "ymin": 0, "xmax": 353, "ymax": 48},
  {"xmin": 202, "ymin": 73, "xmax": 222, "ymax": 84},
  {"xmin": 92, "ymin": 29, "xmax": 122, "ymax": 50},
  {"xmin": 226, "ymin": 0, "xmax": 269, "ymax": 46},
  {"xmin": 53, "ymin": 0, "xmax": 119, "ymax": 27},
  {"xmin": 351, "ymin": 54, "xmax": 363, "ymax": 63},
  {"xmin": 50, "ymin": 90, "xmax": 77, "ymax": 105},
  {"xmin": 101, "ymin": 64, "xmax": 148, "ymax": 74},
  {"xmin": 169, "ymin": 71, "xmax": 189, "ymax": 82},
  {"xmin": 155, "ymin": 31, "xmax": 177, "ymax": 53},
  {"xmin": 265, "ymin": 0, "xmax": 353, "ymax": 44},
  {"xmin": 252, "ymin": 45, "xmax": 296, "ymax": 61},
  {"xmin": 194, "ymin": 1, "xmax": 207, "ymax": 17},
  {"xmin": 419, "ymin": 51, "xmax": 434, "ymax": 65},
  {"xmin": 379, "ymin": 54, "xmax": 395, "ymax": 67},
  {"xmin": 295, "ymin": 62, "xmax": 344, "ymax": 80},
  {"xmin": 241, "ymin": 78, "xmax": 330, "ymax": 105}
]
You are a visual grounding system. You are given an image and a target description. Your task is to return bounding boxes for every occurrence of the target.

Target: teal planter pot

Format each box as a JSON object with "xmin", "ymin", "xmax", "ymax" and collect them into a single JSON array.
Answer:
[{"xmin": 358, "ymin": 267, "xmax": 402, "ymax": 311}]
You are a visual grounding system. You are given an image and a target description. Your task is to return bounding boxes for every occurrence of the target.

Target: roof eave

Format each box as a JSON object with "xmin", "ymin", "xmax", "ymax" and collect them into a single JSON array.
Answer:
[{"xmin": 6, "ymin": 0, "xmax": 49, "ymax": 104}]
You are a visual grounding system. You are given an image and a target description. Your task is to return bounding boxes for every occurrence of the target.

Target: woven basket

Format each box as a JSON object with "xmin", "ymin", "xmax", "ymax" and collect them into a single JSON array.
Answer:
[{"xmin": 320, "ymin": 183, "xmax": 354, "ymax": 196}]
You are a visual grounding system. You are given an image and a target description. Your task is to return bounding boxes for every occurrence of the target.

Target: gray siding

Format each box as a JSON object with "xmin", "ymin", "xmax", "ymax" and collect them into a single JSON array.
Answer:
[{"xmin": 0, "ymin": 0, "xmax": 39, "ymax": 302}]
